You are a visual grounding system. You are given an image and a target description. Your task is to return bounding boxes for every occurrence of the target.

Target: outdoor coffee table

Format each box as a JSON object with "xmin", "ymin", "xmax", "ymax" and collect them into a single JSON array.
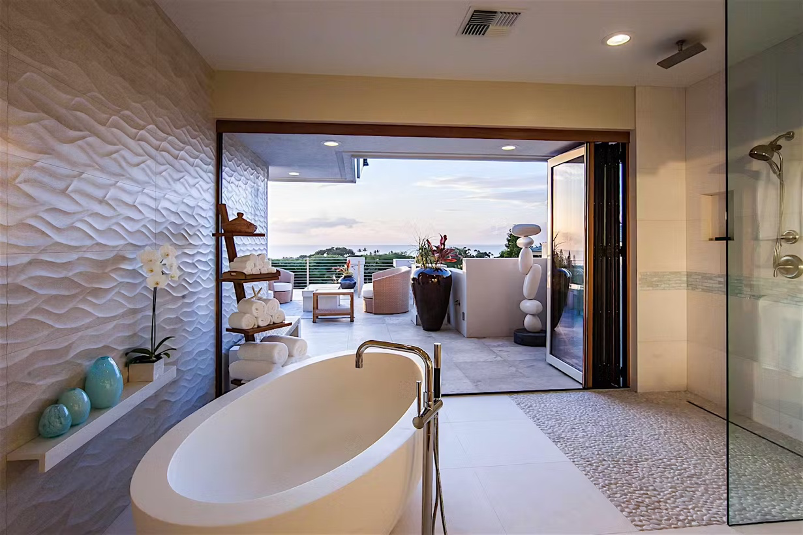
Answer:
[{"xmin": 312, "ymin": 289, "xmax": 355, "ymax": 322}]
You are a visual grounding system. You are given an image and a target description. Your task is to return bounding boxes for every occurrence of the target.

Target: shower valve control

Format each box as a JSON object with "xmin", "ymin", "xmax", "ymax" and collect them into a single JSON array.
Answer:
[{"xmin": 781, "ymin": 230, "xmax": 799, "ymax": 244}]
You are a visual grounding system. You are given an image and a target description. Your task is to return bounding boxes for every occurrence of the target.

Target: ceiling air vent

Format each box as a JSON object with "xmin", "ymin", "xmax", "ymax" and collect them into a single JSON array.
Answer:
[{"xmin": 458, "ymin": 8, "xmax": 521, "ymax": 37}]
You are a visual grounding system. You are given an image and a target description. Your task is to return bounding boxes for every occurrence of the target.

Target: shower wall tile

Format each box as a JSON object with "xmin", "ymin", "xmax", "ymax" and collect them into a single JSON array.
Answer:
[
  {"xmin": 636, "ymin": 220, "xmax": 687, "ymax": 272},
  {"xmin": 638, "ymin": 289, "xmax": 687, "ymax": 342},
  {"xmin": 636, "ymin": 341, "xmax": 688, "ymax": 392},
  {"xmin": 635, "ymin": 164, "xmax": 686, "ymax": 221},
  {"xmin": 5, "ymin": 155, "xmax": 157, "ymax": 255},
  {"xmin": 635, "ymin": 86, "xmax": 686, "ymax": 168},
  {"xmin": 7, "ymin": 57, "xmax": 156, "ymax": 189}
]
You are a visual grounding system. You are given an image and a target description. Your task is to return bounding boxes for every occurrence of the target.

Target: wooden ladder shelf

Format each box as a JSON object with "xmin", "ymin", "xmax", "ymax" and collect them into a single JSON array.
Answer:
[{"xmin": 214, "ymin": 203, "xmax": 290, "ymax": 395}]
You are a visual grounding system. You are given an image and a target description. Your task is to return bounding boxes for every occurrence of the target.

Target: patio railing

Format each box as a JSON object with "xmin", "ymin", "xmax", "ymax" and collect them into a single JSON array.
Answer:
[{"xmin": 270, "ymin": 257, "xmax": 398, "ymax": 288}]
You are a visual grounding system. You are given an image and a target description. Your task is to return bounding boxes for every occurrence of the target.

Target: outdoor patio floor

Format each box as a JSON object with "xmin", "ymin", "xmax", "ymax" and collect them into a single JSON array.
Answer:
[{"xmin": 282, "ymin": 292, "xmax": 581, "ymax": 394}]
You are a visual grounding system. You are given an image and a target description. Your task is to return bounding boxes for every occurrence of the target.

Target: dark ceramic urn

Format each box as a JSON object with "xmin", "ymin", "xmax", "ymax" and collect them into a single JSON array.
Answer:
[{"xmin": 411, "ymin": 266, "xmax": 452, "ymax": 331}]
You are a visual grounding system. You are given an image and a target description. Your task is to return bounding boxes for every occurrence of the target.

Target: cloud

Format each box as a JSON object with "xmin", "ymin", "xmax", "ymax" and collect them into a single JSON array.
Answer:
[
  {"xmin": 415, "ymin": 174, "xmax": 547, "ymax": 206},
  {"xmin": 271, "ymin": 217, "xmax": 361, "ymax": 234}
]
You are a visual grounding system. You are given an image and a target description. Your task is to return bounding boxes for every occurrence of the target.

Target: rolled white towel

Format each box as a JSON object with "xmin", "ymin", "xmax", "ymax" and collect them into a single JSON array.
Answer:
[
  {"xmin": 256, "ymin": 314, "xmax": 272, "ymax": 327},
  {"xmin": 257, "ymin": 254, "xmax": 266, "ymax": 265},
  {"xmin": 229, "ymin": 260, "xmax": 256, "ymax": 274},
  {"xmin": 237, "ymin": 298, "xmax": 266, "ymax": 317},
  {"xmin": 259, "ymin": 265, "xmax": 270, "ymax": 274},
  {"xmin": 261, "ymin": 335, "xmax": 307, "ymax": 358},
  {"xmin": 267, "ymin": 267, "xmax": 277, "ymax": 274},
  {"xmin": 260, "ymin": 298, "xmax": 280, "ymax": 315},
  {"xmin": 284, "ymin": 354, "xmax": 310, "ymax": 367},
  {"xmin": 237, "ymin": 342, "xmax": 288, "ymax": 364},
  {"xmin": 272, "ymin": 309, "xmax": 286, "ymax": 324},
  {"xmin": 234, "ymin": 254, "xmax": 258, "ymax": 263},
  {"xmin": 228, "ymin": 312, "xmax": 256, "ymax": 330},
  {"xmin": 229, "ymin": 360, "xmax": 276, "ymax": 381}
]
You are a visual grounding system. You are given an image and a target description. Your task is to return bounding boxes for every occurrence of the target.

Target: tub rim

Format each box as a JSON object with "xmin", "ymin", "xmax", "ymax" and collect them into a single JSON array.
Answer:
[{"xmin": 130, "ymin": 349, "xmax": 422, "ymax": 529}]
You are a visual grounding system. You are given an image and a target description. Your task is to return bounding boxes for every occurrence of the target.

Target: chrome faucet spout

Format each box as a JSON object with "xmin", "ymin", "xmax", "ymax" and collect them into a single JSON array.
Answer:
[{"xmin": 354, "ymin": 339, "xmax": 444, "ymax": 535}]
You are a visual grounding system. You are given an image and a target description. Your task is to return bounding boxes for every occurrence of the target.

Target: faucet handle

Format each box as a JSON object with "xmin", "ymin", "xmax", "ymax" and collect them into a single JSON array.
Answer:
[{"xmin": 416, "ymin": 380, "xmax": 423, "ymax": 416}]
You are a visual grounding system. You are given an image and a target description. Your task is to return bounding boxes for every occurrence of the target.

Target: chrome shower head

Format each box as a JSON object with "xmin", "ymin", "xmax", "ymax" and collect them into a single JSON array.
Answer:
[
  {"xmin": 749, "ymin": 145, "xmax": 775, "ymax": 161},
  {"xmin": 749, "ymin": 131, "xmax": 794, "ymax": 178}
]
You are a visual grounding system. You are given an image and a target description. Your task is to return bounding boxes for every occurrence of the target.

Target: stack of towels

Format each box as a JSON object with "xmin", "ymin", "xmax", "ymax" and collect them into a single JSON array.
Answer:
[
  {"xmin": 229, "ymin": 336, "xmax": 310, "ymax": 381},
  {"xmin": 228, "ymin": 254, "xmax": 276, "ymax": 275},
  {"xmin": 228, "ymin": 296, "xmax": 286, "ymax": 329}
]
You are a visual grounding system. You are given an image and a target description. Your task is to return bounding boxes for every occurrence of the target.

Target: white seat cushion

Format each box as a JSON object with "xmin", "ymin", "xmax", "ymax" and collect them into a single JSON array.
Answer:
[
  {"xmin": 362, "ymin": 283, "xmax": 374, "ymax": 299},
  {"xmin": 273, "ymin": 282, "xmax": 293, "ymax": 292}
]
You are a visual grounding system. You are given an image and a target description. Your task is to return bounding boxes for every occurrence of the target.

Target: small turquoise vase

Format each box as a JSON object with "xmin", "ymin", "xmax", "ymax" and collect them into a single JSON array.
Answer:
[
  {"xmin": 38, "ymin": 404, "xmax": 72, "ymax": 438},
  {"xmin": 84, "ymin": 356, "xmax": 123, "ymax": 409},
  {"xmin": 58, "ymin": 388, "xmax": 91, "ymax": 426}
]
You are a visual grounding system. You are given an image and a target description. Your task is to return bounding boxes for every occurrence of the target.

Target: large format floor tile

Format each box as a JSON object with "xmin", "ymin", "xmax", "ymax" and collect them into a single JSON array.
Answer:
[
  {"xmin": 449, "ymin": 419, "xmax": 568, "ymax": 467},
  {"xmin": 474, "ymin": 462, "xmax": 636, "ymax": 535}
]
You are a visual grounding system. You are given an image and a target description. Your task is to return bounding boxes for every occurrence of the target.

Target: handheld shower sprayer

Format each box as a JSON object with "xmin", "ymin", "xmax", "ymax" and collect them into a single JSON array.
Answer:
[{"xmin": 749, "ymin": 131, "xmax": 801, "ymax": 278}]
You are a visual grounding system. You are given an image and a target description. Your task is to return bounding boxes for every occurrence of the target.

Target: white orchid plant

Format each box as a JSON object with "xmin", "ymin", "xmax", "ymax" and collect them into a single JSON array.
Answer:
[{"xmin": 127, "ymin": 245, "xmax": 181, "ymax": 365}]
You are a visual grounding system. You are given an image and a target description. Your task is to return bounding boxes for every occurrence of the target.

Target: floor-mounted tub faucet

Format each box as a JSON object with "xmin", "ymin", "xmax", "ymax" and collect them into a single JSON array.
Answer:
[{"xmin": 355, "ymin": 340, "xmax": 446, "ymax": 535}]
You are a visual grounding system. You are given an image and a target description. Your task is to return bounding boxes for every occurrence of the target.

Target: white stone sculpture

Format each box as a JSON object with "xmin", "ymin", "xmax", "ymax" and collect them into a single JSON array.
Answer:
[{"xmin": 513, "ymin": 223, "xmax": 543, "ymax": 333}]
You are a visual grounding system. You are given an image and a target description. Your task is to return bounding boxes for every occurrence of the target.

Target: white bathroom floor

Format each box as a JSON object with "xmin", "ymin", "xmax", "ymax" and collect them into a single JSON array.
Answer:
[{"xmin": 105, "ymin": 395, "xmax": 804, "ymax": 535}]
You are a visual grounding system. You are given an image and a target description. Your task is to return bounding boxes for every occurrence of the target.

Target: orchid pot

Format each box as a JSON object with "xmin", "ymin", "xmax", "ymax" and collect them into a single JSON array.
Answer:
[{"xmin": 127, "ymin": 245, "xmax": 181, "ymax": 382}]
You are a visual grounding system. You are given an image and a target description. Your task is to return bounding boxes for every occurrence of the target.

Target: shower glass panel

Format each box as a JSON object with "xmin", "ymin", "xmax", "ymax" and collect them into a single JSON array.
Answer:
[{"xmin": 727, "ymin": 0, "xmax": 803, "ymax": 524}]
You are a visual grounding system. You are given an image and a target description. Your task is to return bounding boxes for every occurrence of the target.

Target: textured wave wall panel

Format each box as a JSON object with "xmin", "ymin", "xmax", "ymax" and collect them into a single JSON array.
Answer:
[
  {"xmin": 0, "ymin": 0, "xmax": 215, "ymax": 533},
  {"xmin": 221, "ymin": 135, "xmax": 269, "ymax": 353}
]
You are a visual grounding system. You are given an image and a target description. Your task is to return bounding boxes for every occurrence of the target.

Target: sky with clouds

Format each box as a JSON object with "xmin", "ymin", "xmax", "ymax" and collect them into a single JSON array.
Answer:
[{"xmin": 268, "ymin": 158, "xmax": 548, "ymax": 252}]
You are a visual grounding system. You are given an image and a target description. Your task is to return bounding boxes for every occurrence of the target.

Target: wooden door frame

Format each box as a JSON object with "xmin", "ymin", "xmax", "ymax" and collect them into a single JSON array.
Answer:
[
  {"xmin": 216, "ymin": 120, "xmax": 630, "ymax": 143},
  {"xmin": 214, "ymin": 120, "xmax": 631, "ymax": 396}
]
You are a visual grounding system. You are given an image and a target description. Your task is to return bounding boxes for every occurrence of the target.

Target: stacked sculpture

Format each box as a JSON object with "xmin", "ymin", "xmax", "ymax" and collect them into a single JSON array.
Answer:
[{"xmin": 513, "ymin": 223, "xmax": 546, "ymax": 346}]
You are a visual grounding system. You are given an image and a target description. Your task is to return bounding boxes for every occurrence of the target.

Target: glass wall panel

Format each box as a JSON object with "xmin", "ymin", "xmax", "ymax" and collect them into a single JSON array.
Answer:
[{"xmin": 727, "ymin": 0, "xmax": 803, "ymax": 524}]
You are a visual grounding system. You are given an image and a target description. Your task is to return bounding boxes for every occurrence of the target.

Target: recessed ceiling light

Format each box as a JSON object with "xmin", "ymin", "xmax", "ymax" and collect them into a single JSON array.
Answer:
[
  {"xmin": 323, "ymin": 141, "xmax": 340, "ymax": 147},
  {"xmin": 501, "ymin": 145, "xmax": 517, "ymax": 151},
  {"xmin": 605, "ymin": 33, "xmax": 631, "ymax": 46},
  {"xmin": 288, "ymin": 171, "xmax": 300, "ymax": 176}
]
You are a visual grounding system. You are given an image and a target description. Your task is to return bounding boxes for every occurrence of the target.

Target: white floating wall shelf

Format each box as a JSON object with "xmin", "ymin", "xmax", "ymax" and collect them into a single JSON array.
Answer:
[{"xmin": 8, "ymin": 366, "xmax": 177, "ymax": 473}]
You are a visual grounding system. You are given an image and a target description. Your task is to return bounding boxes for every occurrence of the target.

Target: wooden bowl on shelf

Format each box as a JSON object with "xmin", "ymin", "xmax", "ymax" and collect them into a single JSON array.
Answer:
[{"xmin": 222, "ymin": 212, "xmax": 257, "ymax": 234}]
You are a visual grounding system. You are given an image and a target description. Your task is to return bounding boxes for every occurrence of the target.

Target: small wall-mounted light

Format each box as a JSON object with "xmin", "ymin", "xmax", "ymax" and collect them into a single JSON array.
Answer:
[
  {"xmin": 288, "ymin": 171, "xmax": 300, "ymax": 176},
  {"xmin": 362, "ymin": 158, "xmax": 369, "ymax": 167},
  {"xmin": 501, "ymin": 145, "xmax": 517, "ymax": 151},
  {"xmin": 323, "ymin": 141, "xmax": 340, "ymax": 147}
]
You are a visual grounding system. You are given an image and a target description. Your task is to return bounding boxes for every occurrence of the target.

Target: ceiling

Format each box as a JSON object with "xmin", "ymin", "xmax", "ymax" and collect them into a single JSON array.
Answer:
[
  {"xmin": 232, "ymin": 133, "xmax": 578, "ymax": 182},
  {"xmin": 157, "ymin": 0, "xmax": 731, "ymax": 87}
]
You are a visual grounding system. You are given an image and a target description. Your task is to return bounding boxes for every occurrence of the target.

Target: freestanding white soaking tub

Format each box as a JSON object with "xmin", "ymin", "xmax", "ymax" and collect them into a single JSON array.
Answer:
[{"xmin": 130, "ymin": 350, "xmax": 423, "ymax": 534}]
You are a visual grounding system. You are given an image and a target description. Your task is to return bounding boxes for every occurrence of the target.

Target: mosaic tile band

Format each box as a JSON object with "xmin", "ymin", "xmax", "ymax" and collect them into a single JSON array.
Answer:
[{"xmin": 638, "ymin": 271, "xmax": 802, "ymax": 306}]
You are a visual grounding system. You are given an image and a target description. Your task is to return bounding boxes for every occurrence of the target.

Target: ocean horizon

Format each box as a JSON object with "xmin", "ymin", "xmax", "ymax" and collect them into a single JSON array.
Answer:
[{"xmin": 269, "ymin": 243, "xmax": 503, "ymax": 258}]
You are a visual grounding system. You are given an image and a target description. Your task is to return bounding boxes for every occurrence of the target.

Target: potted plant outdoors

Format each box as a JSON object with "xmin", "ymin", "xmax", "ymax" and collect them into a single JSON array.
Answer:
[
  {"xmin": 127, "ymin": 245, "xmax": 181, "ymax": 382},
  {"xmin": 411, "ymin": 235, "xmax": 458, "ymax": 331},
  {"xmin": 334, "ymin": 259, "xmax": 357, "ymax": 290}
]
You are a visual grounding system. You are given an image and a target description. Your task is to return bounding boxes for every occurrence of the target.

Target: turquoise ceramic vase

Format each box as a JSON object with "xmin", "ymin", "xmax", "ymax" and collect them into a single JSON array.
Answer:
[
  {"xmin": 84, "ymin": 356, "xmax": 123, "ymax": 409},
  {"xmin": 38, "ymin": 404, "xmax": 72, "ymax": 438},
  {"xmin": 58, "ymin": 388, "xmax": 91, "ymax": 426}
]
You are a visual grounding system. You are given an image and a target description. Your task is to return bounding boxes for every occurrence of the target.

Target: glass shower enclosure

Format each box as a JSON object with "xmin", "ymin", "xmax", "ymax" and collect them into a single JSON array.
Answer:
[{"xmin": 727, "ymin": 0, "xmax": 803, "ymax": 525}]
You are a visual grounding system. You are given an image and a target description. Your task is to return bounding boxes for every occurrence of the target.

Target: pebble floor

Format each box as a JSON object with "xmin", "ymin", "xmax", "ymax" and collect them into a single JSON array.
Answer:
[{"xmin": 511, "ymin": 390, "xmax": 802, "ymax": 531}]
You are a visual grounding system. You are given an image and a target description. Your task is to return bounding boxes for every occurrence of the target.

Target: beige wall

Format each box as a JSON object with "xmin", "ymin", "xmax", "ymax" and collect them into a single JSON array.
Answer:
[
  {"xmin": 0, "ymin": 1, "xmax": 215, "ymax": 533},
  {"xmin": 213, "ymin": 71, "xmax": 635, "ymax": 131},
  {"xmin": 459, "ymin": 258, "xmax": 547, "ymax": 338},
  {"xmin": 634, "ymin": 86, "xmax": 688, "ymax": 392},
  {"xmin": 685, "ymin": 71, "xmax": 727, "ymax": 407}
]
